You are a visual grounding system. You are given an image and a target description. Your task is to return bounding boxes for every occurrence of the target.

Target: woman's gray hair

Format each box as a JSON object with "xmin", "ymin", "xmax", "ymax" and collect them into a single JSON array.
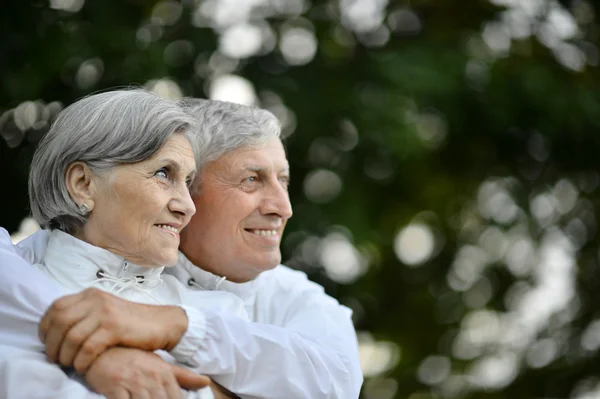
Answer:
[
  {"xmin": 180, "ymin": 99, "xmax": 281, "ymax": 172},
  {"xmin": 29, "ymin": 89, "xmax": 201, "ymax": 233}
]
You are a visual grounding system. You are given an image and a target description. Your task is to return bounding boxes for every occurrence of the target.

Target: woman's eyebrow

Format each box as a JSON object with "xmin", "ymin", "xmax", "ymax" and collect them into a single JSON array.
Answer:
[{"xmin": 158, "ymin": 158, "xmax": 195, "ymax": 174}]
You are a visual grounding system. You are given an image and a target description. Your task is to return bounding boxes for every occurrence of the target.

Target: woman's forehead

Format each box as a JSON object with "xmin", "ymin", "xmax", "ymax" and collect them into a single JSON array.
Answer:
[{"xmin": 154, "ymin": 135, "xmax": 196, "ymax": 165}]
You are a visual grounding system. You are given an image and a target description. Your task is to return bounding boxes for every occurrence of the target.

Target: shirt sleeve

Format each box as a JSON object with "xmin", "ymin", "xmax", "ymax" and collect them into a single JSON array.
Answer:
[
  {"xmin": 0, "ymin": 345, "xmax": 104, "ymax": 398},
  {"xmin": 0, "ymin": 228, "xmax": 67, "ymax": 353},
  {"xmin": 170, "ymin": 267, "xmax": 363, "ymax": 399}
]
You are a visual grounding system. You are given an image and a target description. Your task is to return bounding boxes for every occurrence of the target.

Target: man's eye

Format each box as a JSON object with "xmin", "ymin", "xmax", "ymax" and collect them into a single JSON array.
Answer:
[
  {"xmin": 245, "ymin": 176, "xmax": 257, "ymax": 183},
  {"xmin": 279, "ymin": 176, "xmax": 290, "ymax": 187}
]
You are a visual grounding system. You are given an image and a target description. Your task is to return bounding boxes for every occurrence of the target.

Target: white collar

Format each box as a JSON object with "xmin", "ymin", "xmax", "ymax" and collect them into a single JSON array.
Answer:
[
  {"xmin": 42, "ymin": 230, "xmax": 164, "ymax": 291},
  {"xmin": 176, "ymin": 252, "xmax": 260, "ymax": 301}
]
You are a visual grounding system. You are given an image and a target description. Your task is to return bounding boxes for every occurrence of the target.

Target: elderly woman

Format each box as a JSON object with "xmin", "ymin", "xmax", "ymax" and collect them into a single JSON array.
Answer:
[{"xmin": 1, "ymin": 89, "xmax": 250, "ymax": 399}]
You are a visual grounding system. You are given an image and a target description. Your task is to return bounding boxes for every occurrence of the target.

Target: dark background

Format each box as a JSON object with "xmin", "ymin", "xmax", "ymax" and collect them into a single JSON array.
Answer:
[{"xmin": 3, "ymin": 0, "xmax": 600, "ymax": 398}]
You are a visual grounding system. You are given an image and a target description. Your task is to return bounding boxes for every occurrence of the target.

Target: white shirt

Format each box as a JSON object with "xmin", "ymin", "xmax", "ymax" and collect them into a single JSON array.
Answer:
[{"xmin": 0, "ymin": 228, "xmax": 363, "ymax": 398}]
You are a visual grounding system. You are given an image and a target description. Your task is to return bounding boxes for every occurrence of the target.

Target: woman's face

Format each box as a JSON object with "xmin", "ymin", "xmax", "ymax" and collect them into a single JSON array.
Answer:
[{"xmin": 81, "ymin": 133, "xmax": 197, "ymax": 267}]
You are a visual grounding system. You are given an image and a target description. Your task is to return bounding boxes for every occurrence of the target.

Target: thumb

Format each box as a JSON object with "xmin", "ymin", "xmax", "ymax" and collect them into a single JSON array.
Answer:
[{"xmin": 170, "ymin": 364, "xmax": 211, "ymax": 390}]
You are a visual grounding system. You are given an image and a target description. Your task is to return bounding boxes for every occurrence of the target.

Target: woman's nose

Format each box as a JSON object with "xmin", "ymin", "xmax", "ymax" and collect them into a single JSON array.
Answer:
[{"xmin": 169, "ymin": 184, "xmax": 197, "ymax": 219}]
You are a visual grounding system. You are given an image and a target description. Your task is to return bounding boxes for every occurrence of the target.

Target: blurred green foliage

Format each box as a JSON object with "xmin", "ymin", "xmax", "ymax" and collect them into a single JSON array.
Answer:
[{"xmin": 3, "ymin": 0, "xmax": 600, "ymax": 398}]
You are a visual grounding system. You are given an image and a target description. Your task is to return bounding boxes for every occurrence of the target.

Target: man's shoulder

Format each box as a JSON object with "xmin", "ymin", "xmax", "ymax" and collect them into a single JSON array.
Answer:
[
  {"xmin": 256, "ymin": 265, "xmax": 346, "ymax": 321},
  {"xmin": 258, "ymin": 264, "xmax": 330, "ymax": 297},
  {"xmin": 259, "ymin": 264, "xmax": 311, "ymax": 286},
  {"xmin": 13, "ymin": 229, "xmax": 51, "ymax": 264},
  {"xmin": 0, "ymin": 227, "xmax": 44, "ymax": 262}
]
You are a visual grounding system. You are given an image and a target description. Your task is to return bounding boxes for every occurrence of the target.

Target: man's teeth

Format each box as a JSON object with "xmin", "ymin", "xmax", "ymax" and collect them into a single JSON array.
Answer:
[
  {"xmin": 157, "ymin": 224, "xmax": 178, "ymax": 233},
  {"xmin": 250, "ymin": 229, "xmax": 277, "ymax": 237}
]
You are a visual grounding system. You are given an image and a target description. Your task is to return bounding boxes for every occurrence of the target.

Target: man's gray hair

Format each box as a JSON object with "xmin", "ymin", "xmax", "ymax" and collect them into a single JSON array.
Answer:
[
  {"xmin": 180, "ymin": 99, "xmax": 281, "ymax": 171},
  {"xmin": 29, "ymin": 89, "xmax": 200, "ymax": 233}
]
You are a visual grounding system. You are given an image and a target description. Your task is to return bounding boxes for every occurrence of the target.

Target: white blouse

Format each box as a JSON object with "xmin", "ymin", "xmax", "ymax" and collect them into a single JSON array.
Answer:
[{"xmin": 35, "ymin": 230, "xmax": 247, "ymax": 314}]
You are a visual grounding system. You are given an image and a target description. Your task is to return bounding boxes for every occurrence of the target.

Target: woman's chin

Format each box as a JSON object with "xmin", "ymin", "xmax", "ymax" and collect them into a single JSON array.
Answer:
[
  {"xmin": 159, "ymin": 251, "xmax": 180, "ymax": 267},
  {"xmin": 140, "ymin": 250, "xmax": 179, "ymax": 268}
]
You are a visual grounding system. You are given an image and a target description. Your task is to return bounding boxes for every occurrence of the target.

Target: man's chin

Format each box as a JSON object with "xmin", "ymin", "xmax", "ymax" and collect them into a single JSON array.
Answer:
[{"xmin": 245, "ymin": 255, "xmax": 281, "ymax": 278}]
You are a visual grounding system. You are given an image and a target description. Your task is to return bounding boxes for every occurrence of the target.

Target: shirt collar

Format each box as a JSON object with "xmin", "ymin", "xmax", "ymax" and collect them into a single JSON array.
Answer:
[
  {"xmin": 176, "ymin": 252, "xmax": 260, "ymax": 301},
  {"xmin": 43, "ymin": 230, "xmax": 164, "ymax": 291}
]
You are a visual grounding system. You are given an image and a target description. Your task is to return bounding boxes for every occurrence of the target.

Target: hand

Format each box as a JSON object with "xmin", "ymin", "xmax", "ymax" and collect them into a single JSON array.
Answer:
[
  {"xmin": 39, "ymin": 287, "xmax": 188, "ymax": 372},
  {"xmin": 86, "ymin": 347, "xmax": 211, "ymax": 399}
]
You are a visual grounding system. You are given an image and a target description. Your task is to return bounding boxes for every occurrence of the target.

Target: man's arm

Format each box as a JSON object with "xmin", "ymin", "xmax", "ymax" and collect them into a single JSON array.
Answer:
[
  {"xmin": 0, "ymin": 228, "xmax": 65, "ymax": 353},
  {"xmin": 0, "ymin": 344, "xmax": 104, "ymax": 398},
  {"xmin": 170, "ymin": 267, "xmax": 363, "ymax": 399}
]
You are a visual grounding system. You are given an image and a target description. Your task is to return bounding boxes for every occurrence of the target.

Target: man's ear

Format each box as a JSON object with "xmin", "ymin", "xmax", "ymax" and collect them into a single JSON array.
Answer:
[{"xmin": 65, "ymin": 161, "xmax": 96, "ymax": 212}]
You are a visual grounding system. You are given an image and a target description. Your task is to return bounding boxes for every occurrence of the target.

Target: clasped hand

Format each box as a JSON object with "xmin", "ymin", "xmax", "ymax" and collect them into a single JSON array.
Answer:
[
  {"xmin": 39, "ymin": 287, "xmax": 188, "ymax": 372},
  {"xmin": 86, "ymin": 347, "xmax": 211, "ymax": 399}
]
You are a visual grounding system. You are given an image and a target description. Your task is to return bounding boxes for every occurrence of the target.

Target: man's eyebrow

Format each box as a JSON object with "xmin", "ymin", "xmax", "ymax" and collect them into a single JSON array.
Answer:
[
  {"xmin": 243, "ymin": 166, "xmax": 290, "ymax": 174},
  {"xmin": 244, "ymin": 166, "xmax": 266, "ymax": 173}
]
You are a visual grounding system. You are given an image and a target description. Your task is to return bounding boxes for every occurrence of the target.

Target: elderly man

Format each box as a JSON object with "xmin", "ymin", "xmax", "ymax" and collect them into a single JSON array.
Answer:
[{"xmin": 0, "ymin": 99, "xmax": 363, "ymax": 398}]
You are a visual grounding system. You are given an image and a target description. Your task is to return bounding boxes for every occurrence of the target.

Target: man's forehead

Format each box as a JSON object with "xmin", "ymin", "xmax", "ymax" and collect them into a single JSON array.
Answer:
[
  {"xmin": 228, "ymin": 161, "xmax": 290, "ymax": 176},
  {"xmin": 219, "ymin": 144, "xmax": 289, "ymax": 172}
]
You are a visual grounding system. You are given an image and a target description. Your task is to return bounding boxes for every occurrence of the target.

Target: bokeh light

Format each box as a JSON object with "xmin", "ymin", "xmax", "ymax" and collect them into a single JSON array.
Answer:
[
  {"xmin": 394, "ymin": 223, "xmax": 435, "ymax": 266},
  {"xmin": 209, "ymin": 74, "xmax": 256, "ymax": 105},
  {"xmin": 358, "ymin": 332, "xmax": 401, "ymax": 378},
  {"xmin": 319, "ymin": 232, "xmax": 367, "ymax": 284},
  {"xmin": 10, "ymin": 218, "xmax": 40, "ymax": 244},
  {"xmin": 303, "ymin": 169, "xmax": 343, "ymax": 204}
]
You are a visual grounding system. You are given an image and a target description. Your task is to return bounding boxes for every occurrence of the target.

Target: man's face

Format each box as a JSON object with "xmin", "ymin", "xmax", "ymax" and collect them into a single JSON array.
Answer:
[{"xmin": 179, "ymin": 138, "xmax": 292, "ymax": 282}]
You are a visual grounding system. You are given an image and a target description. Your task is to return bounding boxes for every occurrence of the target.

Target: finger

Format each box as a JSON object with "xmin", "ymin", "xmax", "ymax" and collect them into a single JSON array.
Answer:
[
  {"xmin": 150, "ymin": 385, "xmax": 169, "ymax": 399},
  {"xmin": 130, "ymin": 388, "xmax": 151, "ymax": 399},
  {"xmin": 39, "ymin": 293, "xmax": 84, "ymax": 342},
  {"xmin": 171, "ymin": 365, "xmax": 211, "ymax": 390},
  {"xmin": 58, "ymin": 314, "xmax": 100, "ymax": 367},
  {"xmin": 108, "ymin": 387, "xmax": 132, "ymax": 399},
  {"xmin": 139, "ymin": 369, "xmax": 167, "ymax": 399},
  {"xmin": 162, "ymin": 369, "xmax": 183, "ymax": 399},
  {"xmin": 43, "ymin": 301, "xmax": 93, "ymax": 362},
  {"xmin": 73, "ymin": 328, "xmax": 117, "ymax": 373}
]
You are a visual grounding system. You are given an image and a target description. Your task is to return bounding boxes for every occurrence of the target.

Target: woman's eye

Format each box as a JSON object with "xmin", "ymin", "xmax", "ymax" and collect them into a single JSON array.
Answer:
[{"xmin": 154, "ymin": 168, "xmax": 168, "ymax": 179}]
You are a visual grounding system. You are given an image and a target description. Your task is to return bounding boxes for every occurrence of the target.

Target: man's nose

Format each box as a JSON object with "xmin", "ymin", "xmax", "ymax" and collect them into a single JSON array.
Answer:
[{"xmin": 261, "ymin": 182, "xmax": 293, "ymax": 220}]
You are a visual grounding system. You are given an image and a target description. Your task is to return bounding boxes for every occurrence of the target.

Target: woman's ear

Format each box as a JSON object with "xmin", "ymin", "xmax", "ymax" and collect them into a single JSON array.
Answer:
[{"xmin": 65, "ymin": 161, "xmax": 96, "ymax": 212}]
